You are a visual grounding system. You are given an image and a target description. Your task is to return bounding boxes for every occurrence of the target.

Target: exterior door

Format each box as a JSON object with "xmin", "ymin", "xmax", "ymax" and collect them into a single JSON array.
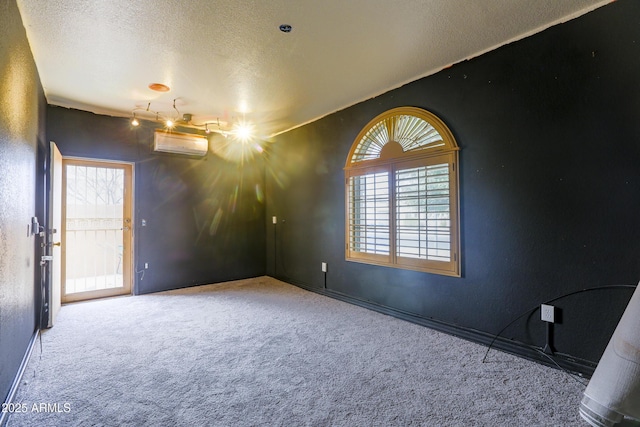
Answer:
[{"xmin": 62, "ymin": 159, "xmax": 133, "ymax": 303}]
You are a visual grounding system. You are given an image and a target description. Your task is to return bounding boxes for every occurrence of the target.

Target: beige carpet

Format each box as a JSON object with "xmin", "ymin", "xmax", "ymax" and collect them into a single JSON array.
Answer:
[{"xmin": 8, "ymin": 277, "xmax": 587, "ymax": 426}]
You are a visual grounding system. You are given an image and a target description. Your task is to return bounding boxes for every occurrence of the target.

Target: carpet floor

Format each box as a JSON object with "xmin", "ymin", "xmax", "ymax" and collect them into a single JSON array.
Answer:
[{"xmin": 7, "ymin": 276, "xmax": 588, "ymax": 426}]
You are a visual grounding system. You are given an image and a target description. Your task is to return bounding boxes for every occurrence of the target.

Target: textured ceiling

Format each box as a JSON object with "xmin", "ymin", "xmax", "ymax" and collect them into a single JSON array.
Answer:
[{"xmin": 17, "ymin": 0, "xmax": 610, "ymax": 137}]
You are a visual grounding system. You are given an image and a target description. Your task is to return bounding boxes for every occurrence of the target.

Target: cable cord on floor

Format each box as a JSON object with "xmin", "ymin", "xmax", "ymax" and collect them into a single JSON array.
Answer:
[
  {"xmin": 481, "ymin": 284, "xmax": 638, "ymax": 368},
  {"xmin": 533, "ymin": 347, "xmax": 589, "ymax": 387}
]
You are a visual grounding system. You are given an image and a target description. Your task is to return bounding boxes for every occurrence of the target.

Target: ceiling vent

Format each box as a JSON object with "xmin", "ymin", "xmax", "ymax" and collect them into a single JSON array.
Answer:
[{"xmin": 153, "ymin": 130, "xmax": 208, "ymax": 157}]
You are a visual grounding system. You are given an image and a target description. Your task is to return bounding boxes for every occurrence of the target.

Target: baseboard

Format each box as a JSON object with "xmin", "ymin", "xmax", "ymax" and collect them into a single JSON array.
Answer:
[
  {"xmin": 274, "ymin": 275, "xmax": 597, "ymax": 378},
  {"xmin": 0, "ymin": 330, "xmax": 39, "ymax": 427}
]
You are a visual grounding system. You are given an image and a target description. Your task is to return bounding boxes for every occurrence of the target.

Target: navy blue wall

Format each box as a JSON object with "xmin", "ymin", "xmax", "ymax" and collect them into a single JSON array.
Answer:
[
  {"xmin": 46, "ymin": 107, "xmax": 266, "ymax": 294},
  {"xmin": 4, "ymin": 1, "xmax": 638, "ymax": 398},
  {"xmin": 265, "ymin": 0, "xmax": 640, "ymax": 372},
  {"xmin": 0, "ymin": 0, "xmax": 46, "ymax": 404}
]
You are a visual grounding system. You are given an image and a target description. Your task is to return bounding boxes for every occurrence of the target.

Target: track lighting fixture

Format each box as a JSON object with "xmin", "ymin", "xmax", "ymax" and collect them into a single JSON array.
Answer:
[{"xmin": 129, "ymin": 99, "xmax": 257, "ymax": 142}]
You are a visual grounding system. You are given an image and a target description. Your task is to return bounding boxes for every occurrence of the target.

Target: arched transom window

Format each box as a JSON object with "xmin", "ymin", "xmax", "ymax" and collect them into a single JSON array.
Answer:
[{"xmin": 344, "ymin": 107, "xmax": 460, "ymax": 276}]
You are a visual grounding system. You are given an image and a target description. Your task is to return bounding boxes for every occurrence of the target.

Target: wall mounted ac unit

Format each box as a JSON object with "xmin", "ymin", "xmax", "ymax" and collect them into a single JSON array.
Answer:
[{"xmin": 153, "ymin": 130, "xmax": 208, "ymax": 156}]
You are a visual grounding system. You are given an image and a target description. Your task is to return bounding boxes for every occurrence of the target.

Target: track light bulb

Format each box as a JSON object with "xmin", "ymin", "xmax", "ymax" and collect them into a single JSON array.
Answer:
[
  {"xmin": 166, "ymin": 119, "xmax": 174, "ymax": 128},
  {"xmin": 131, "ymin": 117, "xmax": 139, "ymax": 127},
  {"xmin": 233, "ymin": 122, "xmax": 254, "ymax": 142}
]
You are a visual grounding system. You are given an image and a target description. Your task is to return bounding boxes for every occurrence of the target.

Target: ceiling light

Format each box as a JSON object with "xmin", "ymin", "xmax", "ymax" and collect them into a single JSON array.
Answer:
[
  {"xmin": 148, "ymin": 83, "xmax": 170, "ymax": 92},
  {"xmin": 129, "ymin": 101, "xmax": 263, "ymax": 145},
  {"xmin": 233, "ymin": 122, "xmax": 254, "ymax": 142},
  {"xmin": 132, "ymin": 101, "xmax": 192, "ymax": 129}
]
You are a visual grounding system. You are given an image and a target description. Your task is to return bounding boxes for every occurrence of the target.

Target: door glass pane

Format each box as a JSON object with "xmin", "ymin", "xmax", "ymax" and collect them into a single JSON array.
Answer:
[{"xmin": 65, "ymin": 165, "xmax": 125, "ymax": 294}]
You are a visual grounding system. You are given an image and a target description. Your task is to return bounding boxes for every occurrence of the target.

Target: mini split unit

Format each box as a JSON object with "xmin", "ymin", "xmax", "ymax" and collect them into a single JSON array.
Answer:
[{"xmin": 153, "ymin": 130, "xmax": 208, "ymax": 157}]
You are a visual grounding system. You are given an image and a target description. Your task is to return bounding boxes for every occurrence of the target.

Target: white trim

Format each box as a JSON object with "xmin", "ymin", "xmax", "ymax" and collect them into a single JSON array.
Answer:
[{"xmin": 0, "ymin": 330, "xmax": 39, "ymax": 427}]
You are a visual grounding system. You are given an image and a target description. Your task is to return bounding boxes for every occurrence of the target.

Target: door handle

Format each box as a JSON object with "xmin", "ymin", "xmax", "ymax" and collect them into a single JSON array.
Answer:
[{"xmin": 52, "ymin": 242, "xmax": 61, "ymax": 247}]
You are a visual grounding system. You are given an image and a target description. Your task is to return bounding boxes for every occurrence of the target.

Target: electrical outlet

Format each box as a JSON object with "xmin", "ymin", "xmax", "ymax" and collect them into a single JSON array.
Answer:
[
  {"xmin": 144, "ymin": 262, "xmax": 149, "ymax": 269},
  {"xmin": 272, "ymin": 216, "xmax": 277, "ymax": 224},
  {"xmin": 541, "ymin": 304, "xmax": 555, "ymax": 323},
  {"xmin": 321, "ymin": 262, "xmax": 327, "ymax": 272}
]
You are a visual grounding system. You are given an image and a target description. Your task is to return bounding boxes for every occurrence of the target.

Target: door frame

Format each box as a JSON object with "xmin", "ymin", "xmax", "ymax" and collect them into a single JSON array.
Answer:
[
  {"xmin": 61, "ymin": 156, "xmax": 135, "ymax": 303},
  {"xmin": 43, "ymin": 142, "xmax": 63, "ymax": 328}
]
